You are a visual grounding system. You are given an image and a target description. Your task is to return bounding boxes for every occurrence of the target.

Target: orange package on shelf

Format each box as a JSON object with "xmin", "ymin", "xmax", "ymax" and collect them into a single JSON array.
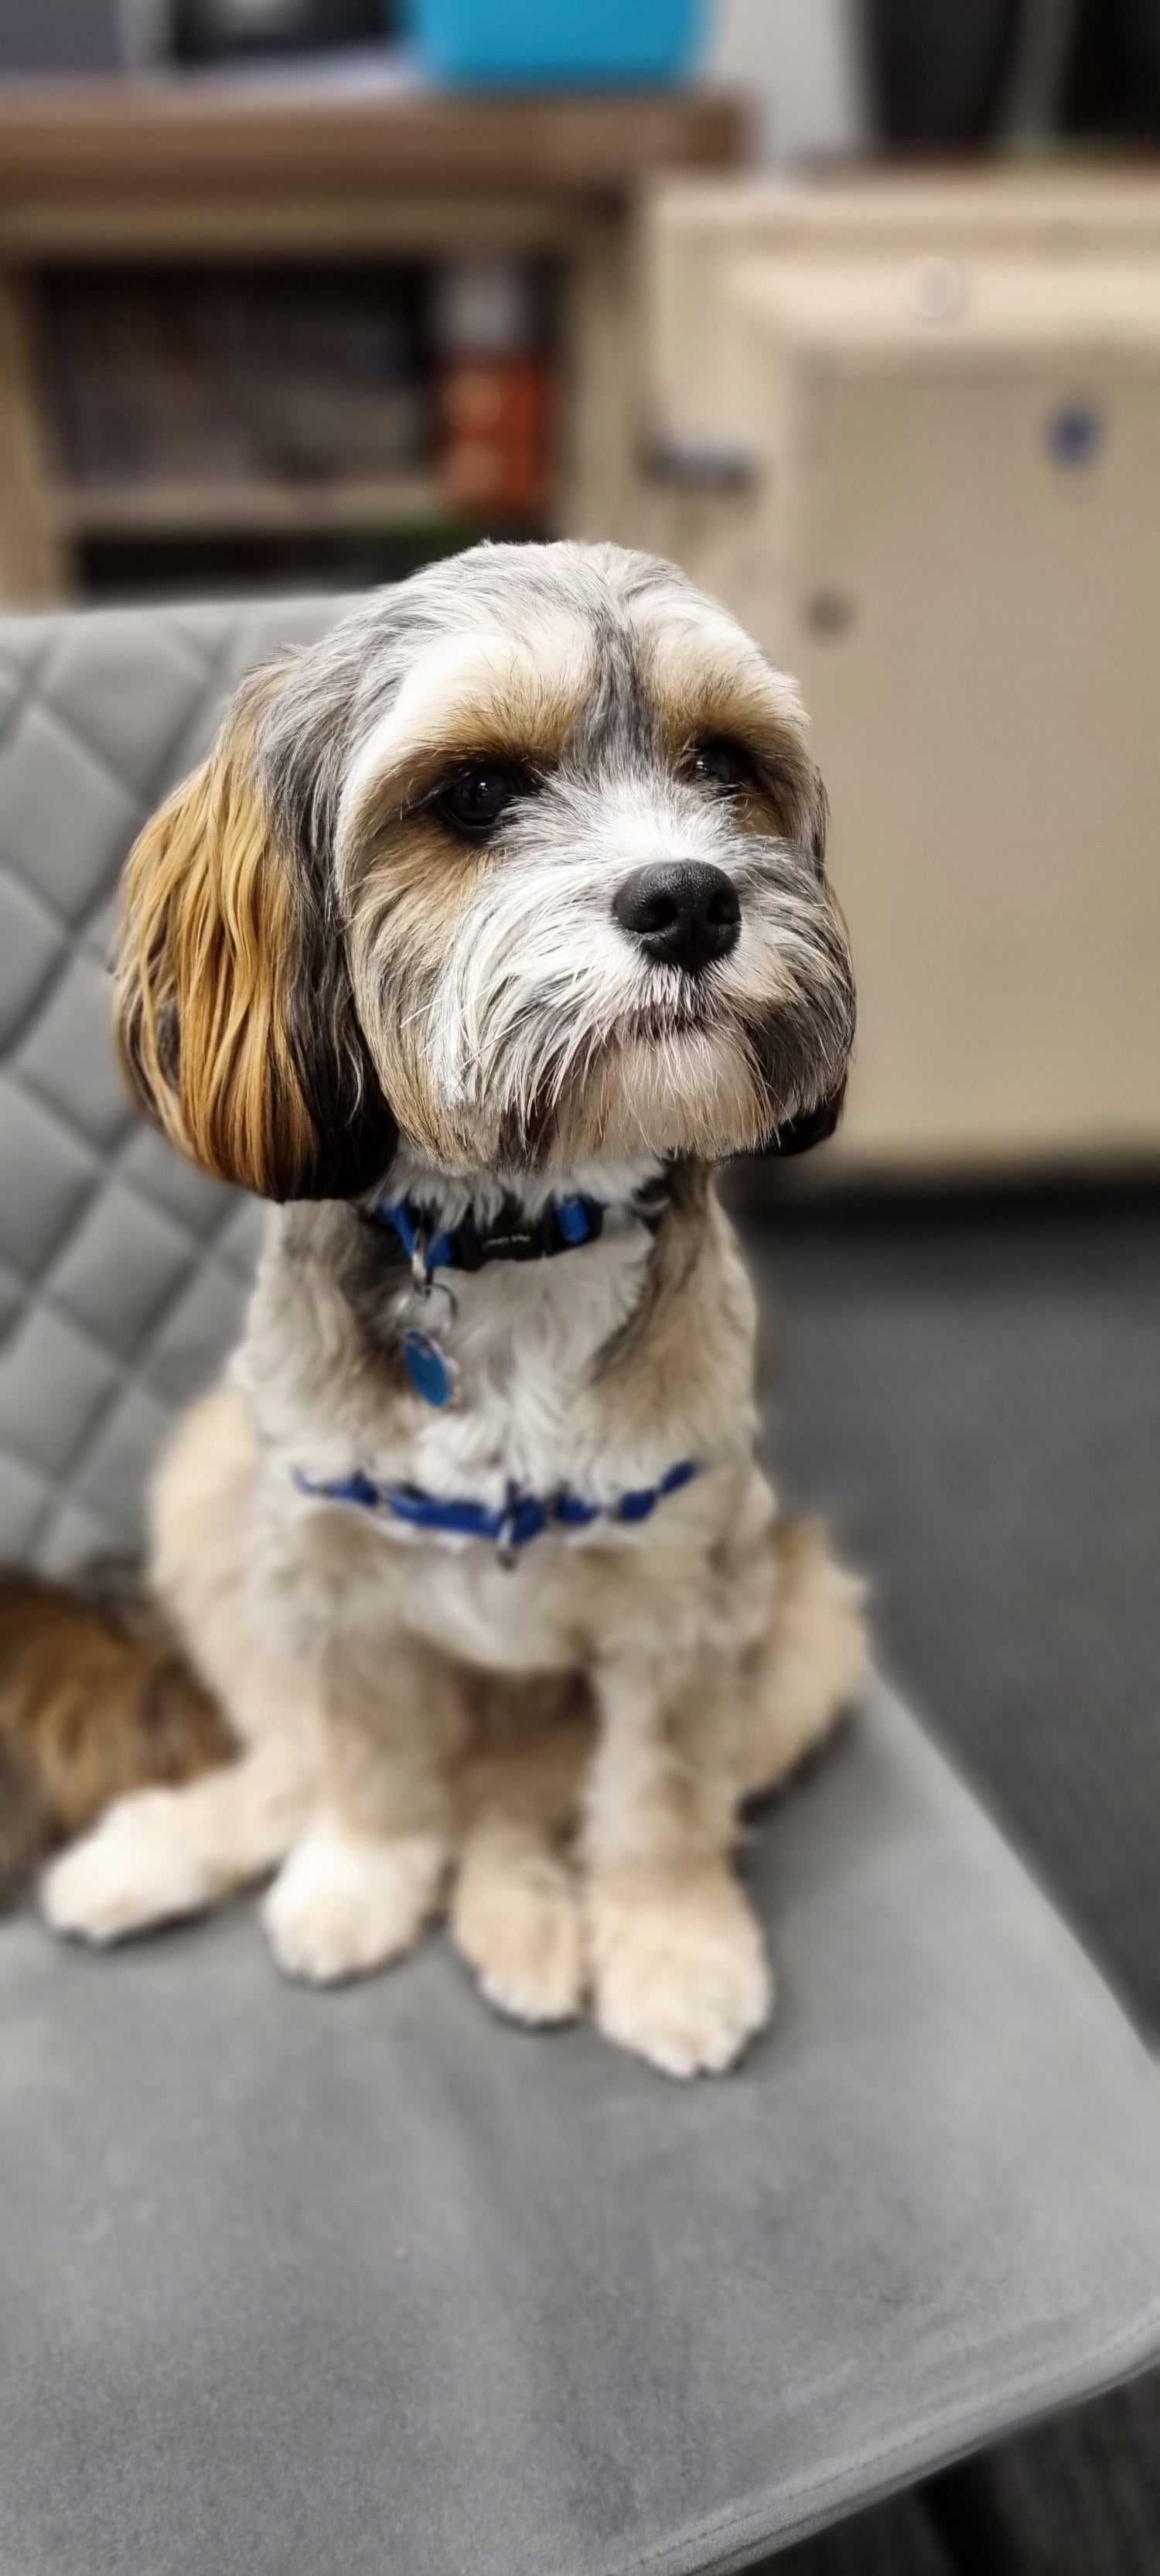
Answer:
[
  {"xmin": 439, "ymin": 354, "xmax": 553, "ymax": 514},
  {"xmin": 434, "ymin": 256, "xmax": 554, "ymax": 521}
]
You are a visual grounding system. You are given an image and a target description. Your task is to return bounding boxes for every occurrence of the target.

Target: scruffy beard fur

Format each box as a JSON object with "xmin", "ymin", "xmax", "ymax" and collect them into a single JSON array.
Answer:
[{"xmin": 38, "ymin": 542, "xmax": 868, "ymax": 2080}]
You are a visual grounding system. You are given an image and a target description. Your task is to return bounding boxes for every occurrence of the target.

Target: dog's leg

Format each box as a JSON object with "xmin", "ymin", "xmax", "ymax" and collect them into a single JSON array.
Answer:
[
  {"xmin": 40, "ymin": 1742, "xmax": 312, "ymax": 1944},
  {"xmin": 452, "ymin": 1695, "xmax": 592, "ymax": 2027},
  {"xmin": 42, "ymin": 1385, "xmax": 322, "ymax": 1946},
  {"xmin": 736, "ymin": 1519, "xmax": 868, "ymax": 1801},
  {"xmin": 582, "ymin": 1650, "xmax": 771, "ymax": 2080},
  {"xmin": 263, "ymin": 1631, "xmax": 463, "ymax": 1987},
  {"xmin": 582, "ymin": 1523, "xmax": 866, "ymax": 2075}
]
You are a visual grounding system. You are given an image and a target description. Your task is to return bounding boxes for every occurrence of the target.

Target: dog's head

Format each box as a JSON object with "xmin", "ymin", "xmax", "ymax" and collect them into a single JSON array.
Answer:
[{"xmin": 117, "ymin": 542, "xmax": 855, "ymax": 1197}]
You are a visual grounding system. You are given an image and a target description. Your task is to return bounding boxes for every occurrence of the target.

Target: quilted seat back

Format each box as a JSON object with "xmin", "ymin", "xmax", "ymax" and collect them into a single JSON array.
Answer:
[{"xmin": 0, "ymin": 594, "xmax": 350, "ymax": 1573}]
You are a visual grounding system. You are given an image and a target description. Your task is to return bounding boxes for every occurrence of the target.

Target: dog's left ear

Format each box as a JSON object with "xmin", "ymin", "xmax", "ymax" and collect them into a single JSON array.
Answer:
[
  {"xmin": 761, "ymin": 764, "xmax": 852, "ymax": 1160},
  {"xmin": 765, "ymin": 1078, "xmax": 847, "ymax": 1158},
  {"xmin": 115, "ymin": 671, "xmax": 394, "ymax": 1201},
  {"xmin": 787, "ymin": 759, "xmax": 828, "ymax": 873}
]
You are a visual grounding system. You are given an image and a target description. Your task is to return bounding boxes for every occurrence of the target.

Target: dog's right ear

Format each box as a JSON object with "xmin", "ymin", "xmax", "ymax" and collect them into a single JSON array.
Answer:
[{"xmin": 115, "ymin": 674, "xmax": 394, "ymax": 1201}]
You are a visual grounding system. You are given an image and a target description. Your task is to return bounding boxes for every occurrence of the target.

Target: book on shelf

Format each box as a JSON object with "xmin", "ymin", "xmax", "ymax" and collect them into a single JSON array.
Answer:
[{"xmin": 38, "ymin": 268, "xmax": 432, "ymax": 492}]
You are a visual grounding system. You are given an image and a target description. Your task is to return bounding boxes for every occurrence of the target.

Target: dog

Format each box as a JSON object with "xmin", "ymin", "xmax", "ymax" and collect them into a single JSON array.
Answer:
[{"xmin": 39, "ymin": 539, "xmax": 865, "ymax": 2077}]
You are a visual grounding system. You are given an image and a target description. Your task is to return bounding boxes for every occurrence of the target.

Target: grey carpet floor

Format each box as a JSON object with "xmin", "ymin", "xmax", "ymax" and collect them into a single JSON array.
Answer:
[{"xmin": 738, "ymin": 1180, "xmax": 1160, "ymax": 2576}]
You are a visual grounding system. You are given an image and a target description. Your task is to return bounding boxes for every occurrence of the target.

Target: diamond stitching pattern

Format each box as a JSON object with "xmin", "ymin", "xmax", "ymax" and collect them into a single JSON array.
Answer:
[{"xmin": 0, "ymin": 594, "xmax": 352, "ymax": 1570}]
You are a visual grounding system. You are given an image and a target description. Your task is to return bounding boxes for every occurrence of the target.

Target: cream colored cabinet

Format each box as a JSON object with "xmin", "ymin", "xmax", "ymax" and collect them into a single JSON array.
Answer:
[{"xmin": 639, "ymin": 178, "xmax": 1160, "ymax": 1174}]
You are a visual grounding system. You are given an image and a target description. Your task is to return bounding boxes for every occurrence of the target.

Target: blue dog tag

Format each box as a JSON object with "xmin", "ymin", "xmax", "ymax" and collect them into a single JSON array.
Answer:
[{"xmin": 403, "ymin": 1327, "xmax": 457, "ymax": 1408}]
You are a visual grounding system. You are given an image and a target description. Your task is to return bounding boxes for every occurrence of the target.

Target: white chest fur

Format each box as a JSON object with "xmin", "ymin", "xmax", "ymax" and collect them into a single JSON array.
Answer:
[
  {"xmin": 241, "ymin": 1163, "xmax": 759, "ymax": 1674},
  {"xmin": 396, "ymin": 1216, "xmax": 656, "ymax": 1505},
  {"xmin": 268, "ymin": 1164, "xmax": 696, "ymax": 1502}
]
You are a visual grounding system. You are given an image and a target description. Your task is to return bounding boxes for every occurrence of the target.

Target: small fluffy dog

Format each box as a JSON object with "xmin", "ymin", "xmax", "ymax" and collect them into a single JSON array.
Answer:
[{"xmin": 41, "ymin": 541, "xmax": 865, "ymax": 2077}]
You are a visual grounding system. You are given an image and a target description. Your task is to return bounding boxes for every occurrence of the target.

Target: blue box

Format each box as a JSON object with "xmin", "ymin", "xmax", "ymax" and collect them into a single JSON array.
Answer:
[{"xmin": 408, "ymin": 0, "xmax": 705, "ymax": 87}]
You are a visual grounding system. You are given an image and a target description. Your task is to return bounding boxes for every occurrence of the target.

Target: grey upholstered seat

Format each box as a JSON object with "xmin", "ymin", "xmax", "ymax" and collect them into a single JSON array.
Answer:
[
  {"xmin": 2, "ymin": 599, "xmax": 1158, "ymax": 2576},
  {"xmin": 0, "ymin": 596, "xmax": 346, "ymax": 1574}
]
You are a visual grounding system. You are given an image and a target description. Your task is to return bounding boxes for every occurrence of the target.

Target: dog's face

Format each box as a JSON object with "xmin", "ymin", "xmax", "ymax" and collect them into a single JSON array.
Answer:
[{"xmin": 118, "ymin": 542, "xmax": 854, "ymax": 1197}]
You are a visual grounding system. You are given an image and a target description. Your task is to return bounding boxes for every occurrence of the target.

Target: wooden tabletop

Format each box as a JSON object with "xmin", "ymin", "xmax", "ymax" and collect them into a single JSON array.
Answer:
[{"xmin": 0, "ymin": 78, "xmax": 745, "ymax": 200}]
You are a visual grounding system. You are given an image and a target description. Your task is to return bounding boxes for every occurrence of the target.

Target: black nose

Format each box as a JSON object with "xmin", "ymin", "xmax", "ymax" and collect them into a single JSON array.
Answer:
[{"xmin": 612, "ymin": 862, "xmax": 741, "ymax": 975}]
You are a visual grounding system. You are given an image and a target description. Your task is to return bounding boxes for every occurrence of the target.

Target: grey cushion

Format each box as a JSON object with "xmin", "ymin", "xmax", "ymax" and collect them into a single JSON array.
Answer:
[
  {"xmin": 2, "ymin": 1679, "xmax": 1159, "ymax": 2575},
  {"xmin": 0, "ymin": 596, "xmax": 352, "ymax": 1575},
  {"xmin": 2, "ymin": 599, "xmax": 1159, "ymax": 2573}
]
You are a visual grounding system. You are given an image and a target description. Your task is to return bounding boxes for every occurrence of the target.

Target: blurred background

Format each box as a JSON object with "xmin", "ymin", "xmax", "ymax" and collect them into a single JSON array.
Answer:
[{"xmin": 0, "ymin": 3, "xmax": 1158, "ymax": 2568}]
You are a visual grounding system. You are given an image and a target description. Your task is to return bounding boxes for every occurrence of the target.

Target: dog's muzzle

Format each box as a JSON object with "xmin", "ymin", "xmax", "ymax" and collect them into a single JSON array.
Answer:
[{"xmin": 612, "ymin": 862, "xmax": 741, "ymax": 976}]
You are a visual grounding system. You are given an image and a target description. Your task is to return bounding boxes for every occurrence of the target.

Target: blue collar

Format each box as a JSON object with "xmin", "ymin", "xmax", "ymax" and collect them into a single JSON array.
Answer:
[
  {"xmin": 293, "ymin": 1460, "xmax": 699, "ymax": 1553},
  {"xmin": 372, "ymin": 1176, "xmax": 670, "ymax": 1279}
]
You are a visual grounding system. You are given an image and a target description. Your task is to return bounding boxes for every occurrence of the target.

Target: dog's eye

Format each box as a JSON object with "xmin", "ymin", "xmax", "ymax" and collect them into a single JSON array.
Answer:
[
  {"xmin": 687, "ymin": 737, "xmax": 751, "ymax": 793},
  {"xmin": 437, "ymin": 764, "xmax": 525, "ymax": 836}
]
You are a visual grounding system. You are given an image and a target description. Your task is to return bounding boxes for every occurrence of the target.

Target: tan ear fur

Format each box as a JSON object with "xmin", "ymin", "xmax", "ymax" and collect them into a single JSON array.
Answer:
[{"xmin": 116, "ymin": 699, "xmax": 319, "ymax": 1197}]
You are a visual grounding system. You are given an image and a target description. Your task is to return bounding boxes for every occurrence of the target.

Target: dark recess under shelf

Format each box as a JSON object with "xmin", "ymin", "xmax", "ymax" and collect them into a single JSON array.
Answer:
[{"xmin": 75, "ymin": 521, "xmax": 551, "ymax": 601}]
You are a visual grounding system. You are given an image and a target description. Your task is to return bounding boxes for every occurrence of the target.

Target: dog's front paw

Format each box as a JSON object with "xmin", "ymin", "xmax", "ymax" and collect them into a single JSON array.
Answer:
[
  {"xmin": 452, "ymin": 1836, "xmax": 584, "ymax": 2026},
  {"xmin": 587, "ymin": 1862, "xmax": 773, "ymax": 2079},
  {"xmin": 263, "ymin": 1820, "xmax": 445, "ymax": 1985},
  {"xmin": 41, "ymin": 1792, "xmax": 206, "ymax": 1944}
]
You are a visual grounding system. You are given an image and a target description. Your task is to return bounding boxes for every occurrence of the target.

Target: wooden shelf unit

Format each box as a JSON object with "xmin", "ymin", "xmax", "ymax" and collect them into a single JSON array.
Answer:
[{"xmin": 0, "ymin": 79, "xmax": 745, "ymax": 604}]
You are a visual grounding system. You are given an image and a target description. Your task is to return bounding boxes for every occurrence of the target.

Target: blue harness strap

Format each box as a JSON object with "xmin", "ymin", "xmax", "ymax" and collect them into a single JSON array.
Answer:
[{"xmin": 293, "ymin": 1458, "xmax": 699, "ymax": 1551}]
